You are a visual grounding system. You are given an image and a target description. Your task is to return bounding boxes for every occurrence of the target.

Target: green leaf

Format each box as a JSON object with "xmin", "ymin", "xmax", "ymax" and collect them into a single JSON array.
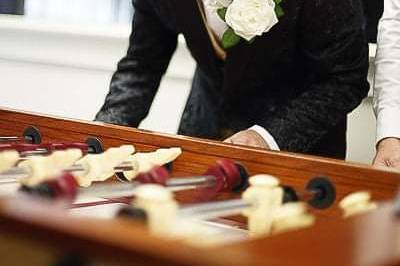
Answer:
[
  {"xmin": 217, "ymin": 7, "xmax": 228, "ymax": 22},
  {"xmin": 274, "ymin": 0, "xmax": 282, "ymax": 5},
  {"xmin": 222, "ymin": 28, "xmax": 241, "ymax": 49},
  {"xmin": 275, "ymin": 5, "xmax": 284, "ymax": 18}
]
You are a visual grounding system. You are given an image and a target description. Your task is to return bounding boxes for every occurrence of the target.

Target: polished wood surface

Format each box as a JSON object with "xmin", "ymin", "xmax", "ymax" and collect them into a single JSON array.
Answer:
[
  {"xmin": 0, "ymin": 107, "xmax": 399, "ymax": 218},
  {"xmin": 0, "ymin": 195, "xmax": 400, "ymax": 266},
  {"xmin": 1, "ymin": 107, "xmax": 400, "ymax": 266},
  {"xmin": 217, "ymin": 202, "xmax": 400, "ymax": 266},
  {"xmin": 0, "ymin": 196, "xmax": 226, "ymax": 266}
]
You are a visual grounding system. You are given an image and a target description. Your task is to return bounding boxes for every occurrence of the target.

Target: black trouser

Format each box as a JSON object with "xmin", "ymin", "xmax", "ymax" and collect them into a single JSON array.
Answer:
[{"xmin": 0, "ymin": 0, "xmax": 24, "ymax": 15}]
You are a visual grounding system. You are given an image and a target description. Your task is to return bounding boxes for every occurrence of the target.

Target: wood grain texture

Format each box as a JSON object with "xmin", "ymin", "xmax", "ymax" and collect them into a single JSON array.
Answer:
[
  {"xmin": 1, "ymin": 107, "xmax": 400, "ymax": 266},
  {"xmin": 215, "ymin": 203, "xmax": 400, "ymax": 266},
  {"xmin": 1, "ymin": 107, "xmax": 400, "ymax": 219},
  {"xmin": 0, "ymin": 194, "xmax": 400, "ymax": 266}
]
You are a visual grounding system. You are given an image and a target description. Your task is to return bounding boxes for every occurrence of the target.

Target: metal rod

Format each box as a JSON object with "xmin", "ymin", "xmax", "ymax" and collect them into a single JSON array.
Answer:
[
  {"xmin": 113, "ymin": 161, "xmax": 136, "ymax": 172},
  {"xmin": 78, "ymin": 181, "xmax": 201, "ymax": 199},
  {"xmin": 178, "ymin": 199, "xmax": 251, "ymax": 220},
  {"xmin": 296, "ymin": 189, "xmax": 320, "ymax": 202},
  {"xmin": 19, "ymin": 149, "xmax": 49, "ymax": 157},
  {"xmin": 0, "ymin": 137, "xmax": 20, "ymax": 142},
  {"xmin": 78, "ymin": 182, "xmax": 142, "ymax": 198},
  {"xmin": 0, "ymin": 167, "xmax": 30, "ymax": 180},
  {"xmin": 79, "ymin": 175, "xmax": 217, "ymax": 198},
  {"xmin": 0, "ymin": 179, "xmax": 20, "ymax": 185},
  {"xmin": 0, "ymin": 161, "xmax": 136, "ymax": 181},
  {"xmin": 65, "ymin": 162, "xmax": 136, "ymax": 173},
  {"xmin": 0, "ymin": 136, "xmax": 32, "ymax": 143},
  {"xmin": 166, "ymin": 176, "xmax": 216, "ymax": 188}
]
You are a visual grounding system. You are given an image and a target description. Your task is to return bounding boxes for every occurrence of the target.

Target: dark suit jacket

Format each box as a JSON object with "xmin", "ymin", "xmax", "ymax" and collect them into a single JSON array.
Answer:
[
  {"xmin": 95, "ymin": 0, "xmax": 370, "ymax": 159},
  {"xmin": 361, "ymin": 0, "xmax": 383, "ymax": 43}
]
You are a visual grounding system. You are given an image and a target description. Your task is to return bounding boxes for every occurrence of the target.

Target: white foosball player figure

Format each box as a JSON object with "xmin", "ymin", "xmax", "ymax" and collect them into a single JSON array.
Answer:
[
  {"xmin": 242, "ymin": 174, "xmax": 283, "ymax": 237},
  {"xmin": 128, "ymin": 174, "xmax": 316, "ymax": 246},
  {"xmin": 0, "ymin": 150, "xmax": 19, "ymax": 172},
  {"xmin": 75, "ymin": 145, "xmax": 135, "ymax": 186},
  {"xmin": 339, "ymin": 191, "xmax": 378, "ymax": 218},
  {"xmin": 18, "ymin": 149, "xmax": 83, "ymax": 186},
  {"xmin": 122, "ymin": 148, "xmax": 182, "ymax": 181},
  {"xmin": 1, "ymin": 145, "xmax": 182, "ymax": 190},
  {"xmin": 134, "ymin": 184, "xmax": 178, "ymax": 236},
  {"xmin": 272, "ymin": 202, "xmax": 315, "ymax": 234},
  {"xmin": 75, "ymin": 146, "xmax": 181, "ymax": 186}
]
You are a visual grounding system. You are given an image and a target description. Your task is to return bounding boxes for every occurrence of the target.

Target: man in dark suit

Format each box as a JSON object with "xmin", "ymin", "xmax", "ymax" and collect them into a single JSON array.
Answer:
[{"xmin": 95, "ymin": 0, "xmax": 369, "ymax": 159}]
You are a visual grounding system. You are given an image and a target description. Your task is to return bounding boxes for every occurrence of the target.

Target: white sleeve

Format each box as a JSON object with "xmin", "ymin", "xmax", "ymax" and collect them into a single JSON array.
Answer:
[
  {"xmin": 374, "ymin": 0, "xmax": 400, "ymax": 143},
  {"xmin": 249, "ymin": 125, "xmax": 280, "ymax": 151}
]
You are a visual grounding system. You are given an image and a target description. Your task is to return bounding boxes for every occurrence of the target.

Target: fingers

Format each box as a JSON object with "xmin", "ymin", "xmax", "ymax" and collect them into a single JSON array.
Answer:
[
  {"xmin": 373, "ymin": 138, "xmax": 400, "ymax": 171},
  {"xmin": 224, "ymin": 131, "xmax": 254, "ymax": 147},
  {"xmin": 223, "ymin": 137, "xmax": 234, "ymax": 144},
  {"xmin": 372, "ymin": 154, "xmax": 389, "ymax": 169},
  {"xmin": 389, "ymin": 157, "xmax": 400, "ymax": 169},
  {"xmin": 230, "ymin": 133, "xmax": 258, "ymax": 147},
  {"xmin": 223, "ymin": 130, "xmax": 270, "ymax": 149}
]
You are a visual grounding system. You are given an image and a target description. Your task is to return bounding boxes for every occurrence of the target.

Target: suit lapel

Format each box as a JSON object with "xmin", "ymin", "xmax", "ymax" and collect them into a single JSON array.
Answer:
[
  {"xmin": 223, "ymin": 40, "xmax": 255, "ymax": 92},
  {"xmin": 171, "ymin": 0, "xmax": 294, "ymax": 92},
  {"xmin": 222, "ymin": 3, "xmax": 293, "ymax": 93},
  {"xmin": 171, "ymin": 0, "xmax": 221, "ymax": 76}
]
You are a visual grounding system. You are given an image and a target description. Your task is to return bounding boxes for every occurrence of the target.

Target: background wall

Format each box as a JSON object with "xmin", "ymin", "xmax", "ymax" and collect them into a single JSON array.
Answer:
[{"xmin": 0, "ymin": 14, "xmax": 377, "ymax": 164}]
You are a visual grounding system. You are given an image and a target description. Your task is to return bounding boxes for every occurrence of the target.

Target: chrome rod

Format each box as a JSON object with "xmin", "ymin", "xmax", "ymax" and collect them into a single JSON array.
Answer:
[
  {"xmin": 113, "ymin": 161, "xmax": 136, "ymax": 172},
  {"xmin": 0, "ymin": 137, "xmax": 20, "ymax": 142},
  {"xmin": 0, "ymin": 167, "xmax": 29, "ymax": 180},
  {"xmin": 67, "ymin": 161, "xmax": 136, "ymax": 173},
  {"xmin": 0, "ymin": 162, "xmax": 136, "ymax": 180},
  {"xmin": 166, "ymin": 176, "xmax": 216, "ymax": 188},
  {"xmin": 0, "ymin": 179, "xmax": 20, "ymax": 185},
  {"xmin": 78, "ymin": 182, "xmax": 142, "ymax": 198},
  {"xmin": 78, "ymin": 179, "xmax": 211, "ymax": 199},
  {"xmin": 19, "ymin": 149, "xmax": 49, "ymax": 157},
  {"xmin": 178, "ymin": 199, "xmax": 251, "ymax": 220}
]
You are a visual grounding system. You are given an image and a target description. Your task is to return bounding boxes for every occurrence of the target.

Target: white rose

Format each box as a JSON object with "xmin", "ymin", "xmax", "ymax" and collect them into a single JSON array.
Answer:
[
  {"xmin": 217, "ymin": 0, "xmax": 233, "ymax": 7},
  {"xmin": 225, "ymin": 0, "xmax": 278, "ymax": 41},
  {"xmin": 204, "ymin": 0, "xmax": 232, "ymax": 11}
]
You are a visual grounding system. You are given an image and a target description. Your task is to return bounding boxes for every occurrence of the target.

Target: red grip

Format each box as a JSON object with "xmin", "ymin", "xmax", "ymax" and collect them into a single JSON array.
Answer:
[
  {"xmin": 14, "ymin": 143, "xmax": 41, "ymax": 152},
  {"xmin": 216, "ymin": 159, "xmax": 241, "ymax": 191},
  {"xmin": 196, "ymin": 159, "xmax": 241, "ymax": 201},
  {"xmin": 45, "ymin": 172, "xmax": 79, "ymax": 201},
  {"xmin": 0, "ymin": 144, "xmax": 14, "ymax": 151},
  {"xmin": 135, "ymin": 166, "xmax": 170, "ymax": 185}
]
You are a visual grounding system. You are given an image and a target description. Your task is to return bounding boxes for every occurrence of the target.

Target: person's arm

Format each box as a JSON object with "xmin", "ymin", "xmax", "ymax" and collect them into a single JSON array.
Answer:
[
  {"xmin": 95, "ymin": 0, "xmax": 178, "ymax": 127},
  {"xmin": 254, "ymin": 0, "xmax": 369, "ymax": 154},
  {"xmin": 373, "ymin": 0, "xmax": 400, "ymax": 169}
]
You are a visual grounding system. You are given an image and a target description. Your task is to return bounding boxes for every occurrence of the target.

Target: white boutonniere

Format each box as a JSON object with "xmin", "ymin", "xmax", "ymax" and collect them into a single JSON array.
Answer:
[{"xmin": 216, "ymin": 0, "xmax": 284, "ymax": 49}]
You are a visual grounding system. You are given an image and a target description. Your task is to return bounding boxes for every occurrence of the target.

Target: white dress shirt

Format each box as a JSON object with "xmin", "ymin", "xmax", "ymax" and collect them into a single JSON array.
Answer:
[
  {"xmin": 374, "ymin": 0, "xmax": 400, "ymax": 144},
  {"xmin": 202, "ymin": 0, "xmax": 280, "ymax": 150}
]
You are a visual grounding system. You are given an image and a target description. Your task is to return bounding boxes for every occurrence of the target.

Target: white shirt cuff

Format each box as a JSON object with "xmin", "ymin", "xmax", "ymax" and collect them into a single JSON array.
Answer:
[
  {"xmin": 249, "ymin": 125, "xmax": 280, "ymax": 151},
  {"xmin": 376, "ymin": 107, "xmax": 400, "ymax": 144}
]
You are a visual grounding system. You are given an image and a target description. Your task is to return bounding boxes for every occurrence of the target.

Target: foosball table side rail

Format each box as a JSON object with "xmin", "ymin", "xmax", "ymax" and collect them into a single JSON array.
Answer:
[
  {"xmin": 0, "ymin": 194, "xmax": 399, "ymax": 266},
  {"xmin": 0, "ymin": 196, "xmax": 231, "ymax": 266},
  {"xmin": 0, "ymin": 107, "xmax": 399, "ymax": 218}
]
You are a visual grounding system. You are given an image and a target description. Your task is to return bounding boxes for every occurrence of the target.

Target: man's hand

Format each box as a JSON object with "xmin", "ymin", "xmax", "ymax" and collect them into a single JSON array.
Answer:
[
  {"xmin": 224, "ymin": 130, "xmax": 270, "ymax": 149},
  {"xmin": 373, "ymin": 137, "xmax": 400, "ymax": 170}
]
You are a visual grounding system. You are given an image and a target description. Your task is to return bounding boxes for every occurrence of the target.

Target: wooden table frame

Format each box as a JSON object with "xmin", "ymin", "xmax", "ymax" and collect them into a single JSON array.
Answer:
[{"xmin": 0, "ymin": 107, "xmax": 399, "ymax": 266}]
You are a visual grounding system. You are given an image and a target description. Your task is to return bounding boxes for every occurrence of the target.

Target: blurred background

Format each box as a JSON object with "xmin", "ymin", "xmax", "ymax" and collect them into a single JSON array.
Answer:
[
  {"xmin": 0, "ymin": 0, "xmax": 383, "ymax": 164},
  {"xmin": 0, "ymin": 0, "xmax": 132, "ymax": 22}
]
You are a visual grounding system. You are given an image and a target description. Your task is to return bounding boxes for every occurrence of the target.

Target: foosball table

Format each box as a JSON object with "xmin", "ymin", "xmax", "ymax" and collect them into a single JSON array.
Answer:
[{"xmin": 0, "ymin": 107, "xmax": 400, "ymax": 266}]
